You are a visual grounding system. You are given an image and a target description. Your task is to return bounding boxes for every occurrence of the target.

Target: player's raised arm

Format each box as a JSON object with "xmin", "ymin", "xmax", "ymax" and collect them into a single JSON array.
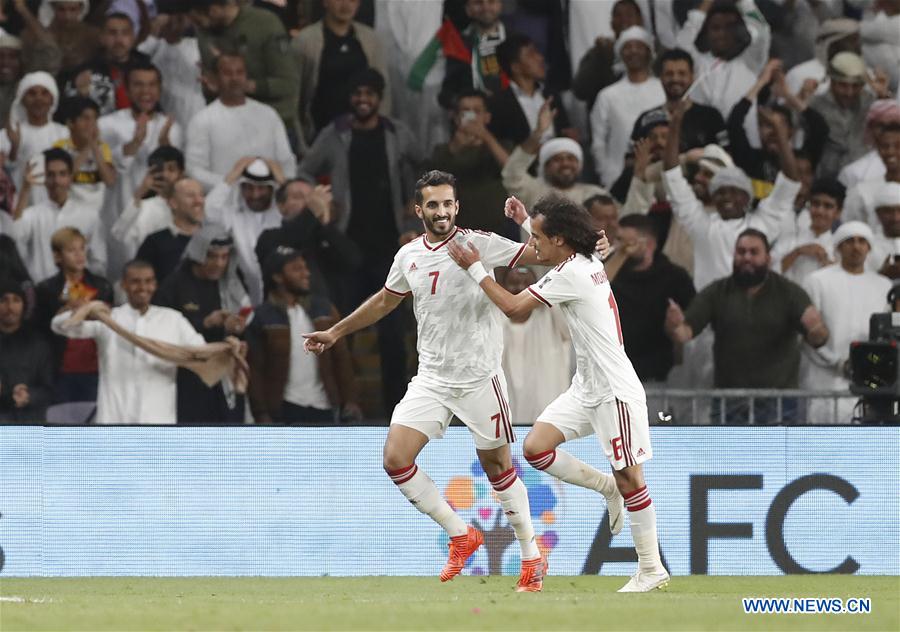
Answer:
[
  {"xmin": 505, "ymin": 196, "xmax": 611, "ymax": 262},
  {"xmin": 303, "ymin": 288, "xmax": 405, "ymax": 354},
  {"xmin": 447, "ymin": 240, "xmax": 542, "ymax": 320}
]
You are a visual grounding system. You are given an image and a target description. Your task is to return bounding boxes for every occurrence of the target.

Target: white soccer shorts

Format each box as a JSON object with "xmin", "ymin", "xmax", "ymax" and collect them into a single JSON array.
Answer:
[
  {"xmin": 538, "ymin": 388, "xmax": 652, "ymax": 471},
  {"xmin": 391, "ymin": 372, "xmax": 515, "ymax": 450}
]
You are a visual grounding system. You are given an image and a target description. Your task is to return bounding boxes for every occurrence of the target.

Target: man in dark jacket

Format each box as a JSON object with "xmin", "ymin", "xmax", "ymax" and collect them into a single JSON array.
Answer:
[
  {"xmin": 246, "ymin": 247, "xmax": 360, "ymax": 424},
  {"xmin": 154, "ymin": 222, "xmax": 248, "ymax": 424},
  {"xmin": 609, "ymin": 215, "xmax": 695, "ymax": 382},
  {"xmin": 490, "ymin": 32, "xmax": 573, "ymax": 147},
  {"xmin": 0, "ymin": 282, "xmax": 52, "ymax": 422}
]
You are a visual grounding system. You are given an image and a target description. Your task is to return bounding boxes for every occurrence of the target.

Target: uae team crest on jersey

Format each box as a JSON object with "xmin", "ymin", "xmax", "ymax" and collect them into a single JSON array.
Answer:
[{"xmin": 439, "ymin": 457, "xmax": 565, "ymax": 575}]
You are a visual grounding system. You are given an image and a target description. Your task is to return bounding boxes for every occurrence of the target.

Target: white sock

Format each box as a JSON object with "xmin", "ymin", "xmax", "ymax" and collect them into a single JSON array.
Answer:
[
  {"xmin": 624, "ymin": 485, "xmax": 663, "ymax": 573},
  {"xmin": 526, "ymin": 448, "xmax": 617, "ymax": 497},
  {"xmin": 388, "ymin": 464, "xmax": 467, "ymax": 537},
  {"xmin": 490, "ymin": 468, "xmax": 541, "ymax": 560}
]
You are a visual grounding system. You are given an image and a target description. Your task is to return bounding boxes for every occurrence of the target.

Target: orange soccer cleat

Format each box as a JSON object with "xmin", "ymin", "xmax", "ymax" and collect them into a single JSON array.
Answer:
[
  {"xmin": 515, "ymin": 554, "xmax": 548, "ymax": 593},
  {"xmin": 440, "ymin": 526, "xmax": 483, "ymax": 582}
]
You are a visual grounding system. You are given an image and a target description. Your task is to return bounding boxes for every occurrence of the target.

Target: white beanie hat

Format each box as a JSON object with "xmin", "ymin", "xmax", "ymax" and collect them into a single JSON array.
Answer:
[
  {"xmin": 832, "ymin": 220, "xmax": 874, "ymax": 247},
  {"xmin": 614, "ymin": 26, "xmax": 654, "ymax": 58},
  {"xmin": 538, "ymin": 137, "xmax": 583, "ymax": 169},
  {"xmin": 10, "ymin": 71, "xmax": 60, "ymax": 126},
  {"xmin": 709, "ymin": 166, "xmax": 753, "ymax": 198},
  {"xmin": 872, "ymin": 182, "xmax": 900, "ymax": 209}
]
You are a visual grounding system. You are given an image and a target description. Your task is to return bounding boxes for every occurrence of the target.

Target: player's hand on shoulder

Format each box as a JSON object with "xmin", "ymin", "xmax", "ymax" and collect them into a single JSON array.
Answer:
[{"xmin": 447, "ymin": 239, "xmax": 481, "ymax": 269}]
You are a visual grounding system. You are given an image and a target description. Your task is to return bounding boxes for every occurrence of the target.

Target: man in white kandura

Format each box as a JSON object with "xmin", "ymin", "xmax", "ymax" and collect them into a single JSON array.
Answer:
[
  {"xmin": 51, "ymin": 259, "xmax": 205, "ymax": 424},
  {"xmin": 448, "ymin": 193, "xmax": 668, "ymax": 593},
  {"xmin": 303, "ymin": 170, "xmax": 617, "ymax": 592}
]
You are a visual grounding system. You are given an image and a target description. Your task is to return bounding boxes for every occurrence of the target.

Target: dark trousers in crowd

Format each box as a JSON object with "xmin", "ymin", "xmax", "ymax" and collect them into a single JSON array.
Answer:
[
  {"xmin": 176, "ymin": 370, "xmax": 244, "ymax": 424},
  {"xmin": 280, "ymin": 401, "xmax": 334, "ymax": 424},
  {"xmin": 53, "ymin": 372, "xmax": 98, "ymax": 403},
  {"xmin": 712, "ymin": 396, "xmax": 799, "ymax": 425}
]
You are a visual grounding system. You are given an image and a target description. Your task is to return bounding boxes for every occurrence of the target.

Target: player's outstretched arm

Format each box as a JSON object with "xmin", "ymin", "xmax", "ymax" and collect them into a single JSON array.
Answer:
[
  {"xmin": 448, "ymin": 240, "xmax": 542, "ymax": 320},
  {"xmin": 303, "ymin": 289, "xmax": 404, "ymax": 355}
]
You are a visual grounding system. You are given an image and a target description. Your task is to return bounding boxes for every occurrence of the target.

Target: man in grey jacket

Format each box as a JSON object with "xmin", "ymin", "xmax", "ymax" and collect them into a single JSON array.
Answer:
[{"xmin": 298, "ymin": 67, "xmax": 422, "ymax": 415}]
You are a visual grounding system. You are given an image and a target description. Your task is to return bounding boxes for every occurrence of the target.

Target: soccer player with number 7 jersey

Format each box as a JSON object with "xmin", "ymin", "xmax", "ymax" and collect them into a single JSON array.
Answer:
[
  {"xmin": 448, "ymin": 193, "xmax": 669, "ymax": 593},
  {"xmin": 303, "ymin": 170, "xmax": 612, "ymax": 592}
]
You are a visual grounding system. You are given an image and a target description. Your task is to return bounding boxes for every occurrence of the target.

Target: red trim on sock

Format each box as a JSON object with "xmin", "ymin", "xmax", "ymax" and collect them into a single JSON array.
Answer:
[
  {"xmin": 622, "ymin": 485, "xmax": 647, "ymax": 500},
  {"xmin": 525, "ymin": 449, "xmax": 556, "ymax": 470},
  {"xmin": 489, "ymin": 467, "xmax": 517, "ymax": 491},
  {"xmin": 386, "ymin": 464, "xmax": 415, "ymax": 477},
  {"xmin": 626, "ymin": 498, "xmax": 652, "ymax": 512},
  {"xmin": 387, "ymin": 463, "xmax": 418, "ymax": 485}
]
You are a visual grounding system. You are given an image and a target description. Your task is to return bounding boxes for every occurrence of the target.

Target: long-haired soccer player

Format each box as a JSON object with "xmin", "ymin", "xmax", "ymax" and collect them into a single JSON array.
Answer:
[
  {"xmin": 447, "ymin": 193, "xmax": 669, "ymax": 592},
  {"xmin": 303, "ymin": 171, "xmax": 615, "ymax": 591}
]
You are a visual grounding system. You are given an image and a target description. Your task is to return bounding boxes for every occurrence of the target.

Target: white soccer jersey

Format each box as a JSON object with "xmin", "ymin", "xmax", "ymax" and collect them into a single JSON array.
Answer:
[
  {"xmin": 385, "ymin": 227, "xmax": 528, "ymax": 388},
  {"xmin": 527, "ymin": 253, "xmax": 645, "ymax": 407}
]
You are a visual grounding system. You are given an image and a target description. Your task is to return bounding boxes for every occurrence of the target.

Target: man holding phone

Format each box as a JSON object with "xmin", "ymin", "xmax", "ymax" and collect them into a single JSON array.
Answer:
[
  {"xmin": 427, "ymin": 89, "xmax": 512, "ymax": 236},
  {"xmin": 111, "ymin": 146, "xmax": 186, "ymax": 261}
]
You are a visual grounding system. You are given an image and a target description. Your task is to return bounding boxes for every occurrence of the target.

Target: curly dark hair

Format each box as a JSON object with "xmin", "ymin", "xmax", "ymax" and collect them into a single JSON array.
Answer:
[
  {"xmin": 529, "ymin": 194, "xmax": 597, "ymax": 258},
  {"xmin": 415, "ymin": 170, "xmax": 458, "ymax": 205}
]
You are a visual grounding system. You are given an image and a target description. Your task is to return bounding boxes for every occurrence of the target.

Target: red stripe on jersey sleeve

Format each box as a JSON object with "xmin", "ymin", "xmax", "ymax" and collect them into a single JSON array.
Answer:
[
  {"xmin": 508, "ymin": 243, "xmax": 528, "ymax": 267},
  {"xmin": 527, "ymin": 287, "xmax": 551, "ymax": 307},
  {"xmin": 383, "ymin": 285, "xmax": 411, "ymax": 297}
]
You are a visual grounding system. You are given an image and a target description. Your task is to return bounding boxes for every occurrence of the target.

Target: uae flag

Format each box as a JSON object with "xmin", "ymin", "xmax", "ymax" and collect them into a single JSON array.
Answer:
[{"xmin": 407, "ymin": 19, "xmax": 471, "ymax": 91}]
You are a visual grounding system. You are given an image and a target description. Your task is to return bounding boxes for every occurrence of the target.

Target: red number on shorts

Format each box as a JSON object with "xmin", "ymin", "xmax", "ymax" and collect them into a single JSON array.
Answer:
[
  {"xmin": 612, "ymin": 436, "xmax": 624, "ymax": 461},
  {"xmin": 491, "ymin": 413, "xmax": 502, "ymax": 439},
  {"xmin": 429, "ymin": 271, "xmax": 440, "ymax": 294},
  {"xmin": 608, "ymin": 292, "xmax": 623, "ymax": 345}
]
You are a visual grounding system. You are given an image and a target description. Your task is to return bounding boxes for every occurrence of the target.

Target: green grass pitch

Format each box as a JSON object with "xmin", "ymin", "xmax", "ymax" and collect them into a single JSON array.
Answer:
[{"xmin": 1, "ymin": 576, "xmax": 897, "ymax": 631}]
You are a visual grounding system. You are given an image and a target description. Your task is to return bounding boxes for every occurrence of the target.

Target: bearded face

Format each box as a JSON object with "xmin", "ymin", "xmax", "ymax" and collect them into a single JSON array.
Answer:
[{"xmin": 732, "ymin": 235, "xmax": 771, "ymax": 288}]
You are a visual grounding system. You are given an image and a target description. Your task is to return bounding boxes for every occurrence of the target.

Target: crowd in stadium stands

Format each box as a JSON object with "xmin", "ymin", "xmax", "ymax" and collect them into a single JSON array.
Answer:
[{"xmin": 0, "ymin": 0, "xmax": 898, "ymax": 425}]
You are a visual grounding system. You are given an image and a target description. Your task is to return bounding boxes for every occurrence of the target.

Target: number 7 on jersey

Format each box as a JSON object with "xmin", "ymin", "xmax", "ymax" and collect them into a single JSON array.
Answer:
[{"xmin": 429, "ymin": 271, "xmax": 439, "ymax": 295}]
